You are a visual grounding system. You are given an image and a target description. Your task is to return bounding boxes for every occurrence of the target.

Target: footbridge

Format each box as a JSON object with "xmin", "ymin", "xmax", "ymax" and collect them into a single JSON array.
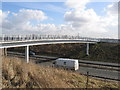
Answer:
[{"xmin": 0, "ymin": 35, "xmax": 100, "ymax": 63}]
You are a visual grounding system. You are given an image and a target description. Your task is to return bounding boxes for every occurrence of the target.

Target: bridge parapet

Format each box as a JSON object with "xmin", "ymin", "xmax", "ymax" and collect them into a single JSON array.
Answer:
[{"xmin": 0, "ymin": 35, "xmax": 100, "ymax": 43}]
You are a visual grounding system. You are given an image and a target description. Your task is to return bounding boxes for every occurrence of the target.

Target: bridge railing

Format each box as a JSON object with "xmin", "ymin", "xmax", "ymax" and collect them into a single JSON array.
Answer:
[{"xmin": 0, "ymin": 35, "xmax": 100, "ymax": 42}]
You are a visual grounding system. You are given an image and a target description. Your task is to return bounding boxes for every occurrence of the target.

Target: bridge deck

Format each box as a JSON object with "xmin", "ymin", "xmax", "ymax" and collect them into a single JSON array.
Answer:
[{"xmin": 0, "ymin": 39, "xmax": 97, "ymax": 48}]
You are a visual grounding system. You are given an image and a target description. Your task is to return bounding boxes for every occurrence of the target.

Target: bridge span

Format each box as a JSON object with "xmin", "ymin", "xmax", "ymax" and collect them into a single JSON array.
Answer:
[{"xmin": 0, "ymin": 35, "xmax": 99, "ymax": 63}]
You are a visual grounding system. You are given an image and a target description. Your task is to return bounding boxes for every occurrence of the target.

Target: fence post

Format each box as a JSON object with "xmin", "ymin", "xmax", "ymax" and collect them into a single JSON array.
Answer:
[{"xmin": 86, "ymin": 71, "xmax": 89, "ymax": 89}]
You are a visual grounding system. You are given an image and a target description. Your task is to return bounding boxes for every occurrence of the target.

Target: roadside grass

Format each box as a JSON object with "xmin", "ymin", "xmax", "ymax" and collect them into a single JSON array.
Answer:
[{"xmin": 2, "ymin": 56, "xmax": 119, "ymax": 88}]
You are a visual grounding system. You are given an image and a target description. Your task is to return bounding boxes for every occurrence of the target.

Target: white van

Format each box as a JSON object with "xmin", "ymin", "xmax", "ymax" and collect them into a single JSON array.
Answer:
[{"xmin": 53, "ymin": 58, "xmax": 79, "ymax": 70}]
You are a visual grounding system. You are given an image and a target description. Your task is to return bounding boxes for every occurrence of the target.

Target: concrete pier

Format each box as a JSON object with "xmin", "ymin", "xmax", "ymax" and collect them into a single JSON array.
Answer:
[
  {"xmin": 25, "ymin": 46, "xmax": 29, "ymax": 63},
  {"xmin": 86, "ymin": 43, "xmax": 89, "ymax": 56},
  {"xmin": 1, "ymin": 48, "xmax": 7, "ymax": 56}
]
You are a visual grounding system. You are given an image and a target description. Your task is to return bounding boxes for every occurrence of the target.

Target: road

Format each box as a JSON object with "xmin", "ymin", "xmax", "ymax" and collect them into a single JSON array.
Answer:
[
  {"xmin": 31, "ymin": 58, "xmax": 120, "ymax": 81},
  {"xmin": 78, "ymin": 67, "xmax": 119, "ymax": 81}
]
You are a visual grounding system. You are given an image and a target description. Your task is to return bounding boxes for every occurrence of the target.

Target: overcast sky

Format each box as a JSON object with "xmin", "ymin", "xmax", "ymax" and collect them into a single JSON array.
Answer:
[{"xmin": 0, "ymin": 0, "xmax": 118, "ymax": 39}]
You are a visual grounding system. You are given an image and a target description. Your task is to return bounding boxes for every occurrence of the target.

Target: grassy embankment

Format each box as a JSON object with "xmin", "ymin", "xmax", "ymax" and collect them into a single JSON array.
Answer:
[{"xmin": 2, "ymin": 57, "xmax": 119, "ymax": 88}]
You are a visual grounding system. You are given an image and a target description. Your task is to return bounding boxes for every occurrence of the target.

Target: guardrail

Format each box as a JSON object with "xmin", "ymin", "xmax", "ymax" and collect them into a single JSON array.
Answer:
[
  {"xmin": 0, "ymin": 34, "xmax": 100, "ymax": 42},
  {"xmin": 79, "ymin": 60, "xmax": 119, "ymax": 68},
  {"xmin": 81, "ymin": 73, "xmax": 120, "ymax": 81}
]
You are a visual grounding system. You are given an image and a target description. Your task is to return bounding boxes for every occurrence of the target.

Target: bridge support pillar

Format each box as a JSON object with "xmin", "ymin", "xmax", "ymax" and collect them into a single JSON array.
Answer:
[
  {"xmin": 25, "ymin": 46, "xmax": 29, "ymax": 63},
  {"xmin": 2, "ymin": 48, "xmax": 7, "ymax": 56},
  {"xmin": 86, "ymin": 43, "xmax": 89, "ymax": 56}
]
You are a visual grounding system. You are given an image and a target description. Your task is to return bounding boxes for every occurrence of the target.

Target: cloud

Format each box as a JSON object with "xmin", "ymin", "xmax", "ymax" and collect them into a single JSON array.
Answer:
[
  {"xmin": 0, "ymin": 10, "xmax": 2, "ymax": 24},
  {"xmin": 64, "ymin": 0, "xmax": 118, "ymax": 38},
  {"xmin": 0, "ymin": 10, "xmax": 2, "ymax": 17},
  {"xmin": 64, "ymin": 9, "xmax": 100, "ymax": 25},
  {"xmin": 64, "ymin": 0, "xmax": 107, "ymax": 34},
  {"xmin": 0, "ymin": 10, "xmax": 10, "ymax": 22},
  {"xmin": 2, "ymin": 9, "xmax": 49, "ymax": 34},
  {"xmin": 0, "ymin": 10, "xmax": 11, "ymax": 32},
  {"xmin": 11, "ymin": 9, "xmax": 47, "ymax": 24},
  {"xmin": 65, "ymin": 0, "xmax": 90, "ymax": 10},
  {"xmin": 105, "ymin": 2, "xmax": 118, "ymax": 15},
  {"xmin": 1, "ymin": 1, "xmax": 118, "ymax": 39}
]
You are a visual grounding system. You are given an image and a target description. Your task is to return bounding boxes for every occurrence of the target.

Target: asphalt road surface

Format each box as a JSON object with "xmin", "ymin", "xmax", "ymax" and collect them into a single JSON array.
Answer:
[
  {"xmin": 32, "ymin": 59, "xmax": 119, "ymax": 81},
  {"xmin": 78, "ymin": 67, "xmax": 119, "ymax": 81}
]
